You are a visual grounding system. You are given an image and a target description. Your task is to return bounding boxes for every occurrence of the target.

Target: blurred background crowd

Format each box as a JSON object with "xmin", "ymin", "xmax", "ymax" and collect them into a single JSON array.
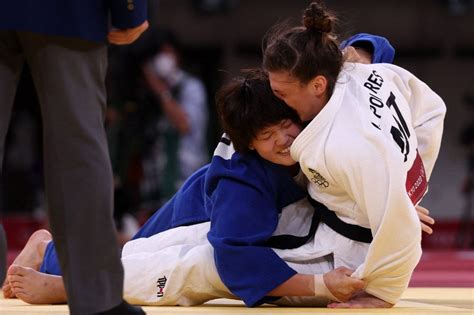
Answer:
[{"xmin": 0, "ymin": 0, "xmax": 473, "ymax": 251}]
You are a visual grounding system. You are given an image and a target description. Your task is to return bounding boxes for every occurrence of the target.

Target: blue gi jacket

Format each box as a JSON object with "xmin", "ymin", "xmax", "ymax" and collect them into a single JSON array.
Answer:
[
  {"xmin": 134, "ymin": 138, "xmax": 306, "ymax": 306},
  {"xmin": 0, "ymin": 0, "xmax": 147, "ymax": 42}
]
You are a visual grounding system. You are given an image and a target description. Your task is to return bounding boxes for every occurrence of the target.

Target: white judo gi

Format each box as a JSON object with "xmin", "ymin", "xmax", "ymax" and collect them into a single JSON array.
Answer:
[{"xmin": 291, "ymin": 62, "xmax": 446, "ymax": 304}]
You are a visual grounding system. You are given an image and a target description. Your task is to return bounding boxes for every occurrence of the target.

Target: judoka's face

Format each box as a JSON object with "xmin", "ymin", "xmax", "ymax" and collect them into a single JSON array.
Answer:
[
  {"xmin": 268, "ymin": 71, "xmax": 327, "ymax": 122},
  {"xmin": 250, "ymin": 119, "xmax": 302, "ymax": 166}
]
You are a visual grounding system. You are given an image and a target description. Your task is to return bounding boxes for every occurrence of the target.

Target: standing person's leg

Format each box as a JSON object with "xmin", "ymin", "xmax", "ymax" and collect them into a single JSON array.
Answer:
[
  {"xmin": 18, "ymin": 32, "xmax": 124, "ymax": 314},
  {"xmin": 0, "ymin": 31, "xmax": 24, "ymax": 284}
]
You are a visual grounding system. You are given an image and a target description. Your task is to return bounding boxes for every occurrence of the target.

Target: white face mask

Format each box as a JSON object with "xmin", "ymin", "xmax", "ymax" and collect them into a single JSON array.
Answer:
[{"xmin": 153, "ymin": 52, "xmax": 177, "ymax": 80}]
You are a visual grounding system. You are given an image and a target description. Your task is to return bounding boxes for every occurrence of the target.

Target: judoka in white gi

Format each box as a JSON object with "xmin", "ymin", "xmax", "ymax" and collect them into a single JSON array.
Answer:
[{"xmin": 262, "ymin": 0, "xmax": 446, "ymax": 308}]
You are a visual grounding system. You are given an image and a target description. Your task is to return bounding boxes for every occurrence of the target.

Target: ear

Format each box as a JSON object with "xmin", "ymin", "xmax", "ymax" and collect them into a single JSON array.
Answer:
[
  {"xmin": 309, "ymin": 75, "xmax": 328, "ymax": 97},
  {"xmin": 248, "ymin": 144, "xmax": 255, "ymax": 150}
]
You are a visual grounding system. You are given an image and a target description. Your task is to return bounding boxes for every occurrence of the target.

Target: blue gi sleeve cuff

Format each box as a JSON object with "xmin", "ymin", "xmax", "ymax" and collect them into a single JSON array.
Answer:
[{"xmin": 340, "ymin": 33, "xmax": 396, "ymax": 64}]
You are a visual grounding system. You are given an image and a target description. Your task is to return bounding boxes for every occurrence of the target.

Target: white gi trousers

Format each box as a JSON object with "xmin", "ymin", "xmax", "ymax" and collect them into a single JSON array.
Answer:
[{"xmin": 122, "ymin": 199, "xmax": 369, "ymax": 306}]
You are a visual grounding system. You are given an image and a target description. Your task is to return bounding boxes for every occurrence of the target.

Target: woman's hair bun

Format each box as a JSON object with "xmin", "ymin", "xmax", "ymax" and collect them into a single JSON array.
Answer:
[{"xmin": 302, "ymin": 1, "xmax": 333, "ymax": 33}]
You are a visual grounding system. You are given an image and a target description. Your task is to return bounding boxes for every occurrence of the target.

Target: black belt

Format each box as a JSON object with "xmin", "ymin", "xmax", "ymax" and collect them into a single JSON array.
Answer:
[
  {"xmin": 308, "ymin": 198, "xmax": 373, "ymax": 243},
  {"xmin": 266, "ymin": 204, "xmax": 321, "ymax": 249},
  {"xmin": 267, "ymin": 198, "xmax": 372, "ymax": 249}
]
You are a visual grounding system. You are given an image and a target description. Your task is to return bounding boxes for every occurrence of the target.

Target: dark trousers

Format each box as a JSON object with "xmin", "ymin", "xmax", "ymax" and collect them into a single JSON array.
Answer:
[{"xmin": 0, "ymin": 31, "xmax": 123, "ymax": 314}]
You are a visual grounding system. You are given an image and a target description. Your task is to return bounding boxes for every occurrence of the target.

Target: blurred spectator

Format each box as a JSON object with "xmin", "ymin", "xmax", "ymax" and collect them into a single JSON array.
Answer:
[
  {"xmin": 105, "ymin": 29, "xmax": 209, "ymax": 238},
  {"xmin": 141, "ymin": 30, "xmax": 209, "ymax": 206}
]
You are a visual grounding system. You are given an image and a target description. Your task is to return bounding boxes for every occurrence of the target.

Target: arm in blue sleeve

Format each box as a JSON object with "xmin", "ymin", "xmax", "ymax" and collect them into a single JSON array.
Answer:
[
  {"xmin": 341, "ymin": 33, "xmax": 395, "ymax": 63},
  {"xmin": 108, "ymin": 0, "xmax": 147, "ymax": 29},
  {"xmin": 207, "ymin": 178, "xmax": 296, "ymax": 307}
]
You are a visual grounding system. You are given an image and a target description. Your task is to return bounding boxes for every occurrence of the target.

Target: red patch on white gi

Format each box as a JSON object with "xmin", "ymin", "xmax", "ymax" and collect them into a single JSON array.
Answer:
[{"xmin": 406, "ymin": 151, "xmax": 427, "ymax": 205}]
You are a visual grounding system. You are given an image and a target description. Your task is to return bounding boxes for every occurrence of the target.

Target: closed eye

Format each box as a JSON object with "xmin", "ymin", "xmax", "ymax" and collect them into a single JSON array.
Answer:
[
  {"xmin": 280, "ymin": 119, "xmax": 292, "ymax": 128},
  {"xmin": 257, "ymin": 131, "xmax": 272, "ymax": 140},
  {"xmin": 273, "ymin": 90, "xmax": 285, "ymax": 99}
]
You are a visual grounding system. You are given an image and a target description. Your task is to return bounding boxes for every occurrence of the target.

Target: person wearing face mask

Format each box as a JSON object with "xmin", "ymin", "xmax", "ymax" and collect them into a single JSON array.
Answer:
[{"xmin": 141, "ymin": 30, "xmax": 209, "ymax": 207}]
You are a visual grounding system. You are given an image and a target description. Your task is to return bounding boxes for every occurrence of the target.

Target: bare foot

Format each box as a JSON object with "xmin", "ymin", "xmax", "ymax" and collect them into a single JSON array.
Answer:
[
  {"xmin": 11, "ymin": 229, "xmax": 52, "ymax": 270},
  {"xmin": 2, "ymin": 281, "xmax": 13, "ymax": 298},
  {"xmin": 2, "ymin": 229, "xmax": 52, "ymax": 298},
  {"xmin": 12, "ymin": 229, "xmax": 53, "ymax": 270},
  {"xmin": 7, "ymin": 265, "xmax": 67, "ymax": 304}
]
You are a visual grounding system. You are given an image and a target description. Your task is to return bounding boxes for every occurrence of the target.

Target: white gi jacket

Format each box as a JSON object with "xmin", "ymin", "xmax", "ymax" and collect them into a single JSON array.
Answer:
[{"xmin": 290, "ymin": 62, "xmax": 446, "ymax": 304}]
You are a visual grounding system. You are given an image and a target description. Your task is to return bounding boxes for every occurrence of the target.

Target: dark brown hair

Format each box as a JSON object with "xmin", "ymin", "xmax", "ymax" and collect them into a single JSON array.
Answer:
[
  {"xmin": 216, "ymin": 69, "xmax": 300, "ymax": 153},
  {"xmin": 262, "ymin": 0, "xmax": 342, "ymax": 94}
]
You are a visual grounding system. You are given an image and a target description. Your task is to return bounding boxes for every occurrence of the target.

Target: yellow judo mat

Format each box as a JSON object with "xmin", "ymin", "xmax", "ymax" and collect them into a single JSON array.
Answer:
[{"xmin": 1, "ymin": 288, "xmax": 473, "ymax": 315}]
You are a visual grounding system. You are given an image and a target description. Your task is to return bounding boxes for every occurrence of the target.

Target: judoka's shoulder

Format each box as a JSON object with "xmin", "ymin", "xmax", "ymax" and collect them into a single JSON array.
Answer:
[
  {"xmin": 348, "ymin": 62, "xmax": 417, "ymax": 82},
  {"xmin": 208, "ymin": 139, "xmax": 272, "ymax": 184}
]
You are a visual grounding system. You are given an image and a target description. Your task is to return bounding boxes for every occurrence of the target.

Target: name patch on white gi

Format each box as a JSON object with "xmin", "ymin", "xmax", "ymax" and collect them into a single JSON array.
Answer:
[{"xmin": 364, "ymin": 70, "xmax": 412, "ymax": 162}]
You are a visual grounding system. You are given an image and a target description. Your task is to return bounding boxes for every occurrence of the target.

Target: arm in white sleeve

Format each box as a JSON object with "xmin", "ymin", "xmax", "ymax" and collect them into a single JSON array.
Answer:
[{"xmin": 337, "ymin": 141, "xmax": 422, "ymax": 304}]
